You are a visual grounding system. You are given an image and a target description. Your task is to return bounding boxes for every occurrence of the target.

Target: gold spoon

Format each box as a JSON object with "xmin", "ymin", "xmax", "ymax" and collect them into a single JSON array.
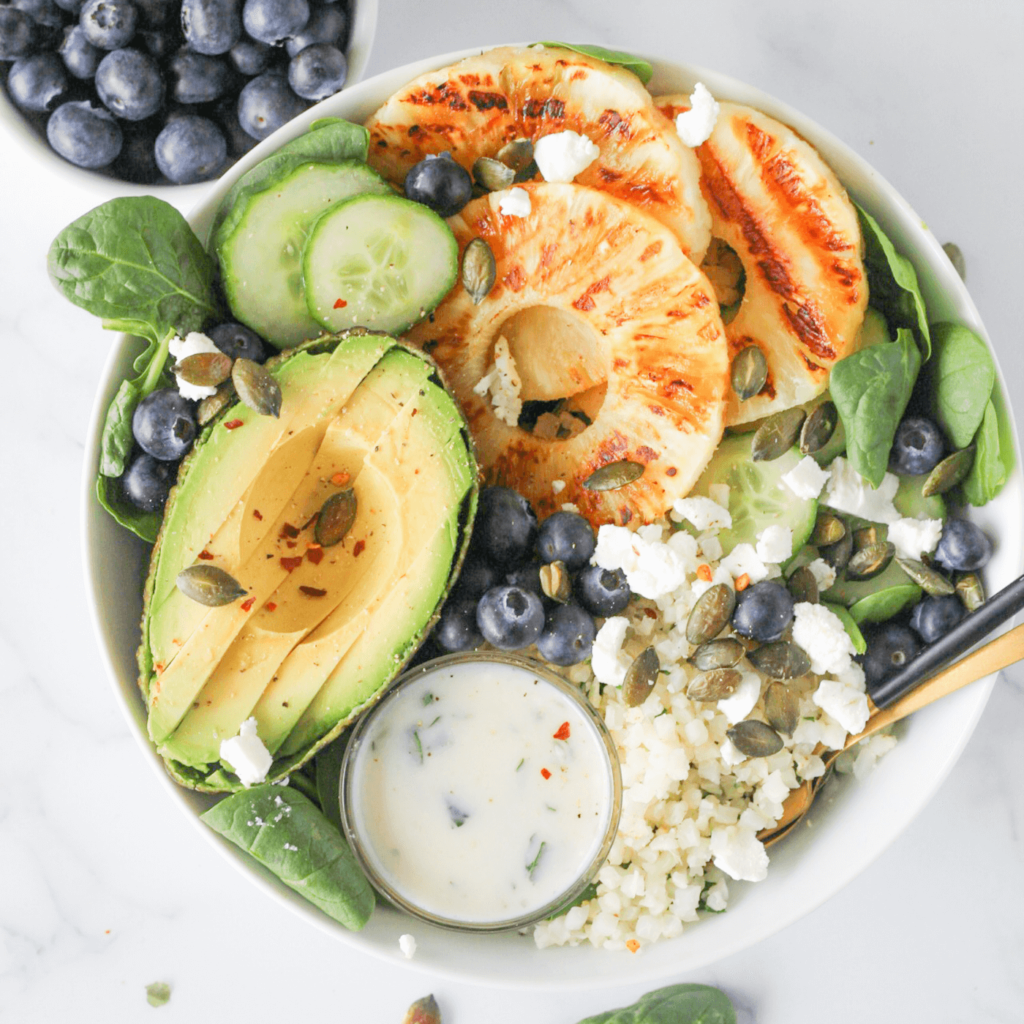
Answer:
[{"xmin": 759, "ymin": 621, "xmax": 1024, "ymax": 847}]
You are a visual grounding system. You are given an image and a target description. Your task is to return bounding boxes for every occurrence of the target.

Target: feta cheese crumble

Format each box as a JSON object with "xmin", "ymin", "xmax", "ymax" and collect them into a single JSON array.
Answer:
[
  {"xmin": 888, "ymin": 517, "xmax": 943, "ymax": 560},
  {"xmin": 709, "ymin": 825, "xmax": 768, "ymax": 882},
  {"xmin": 473, "ymin": 335, "xmax": 522, "ymax": 426},
  {"xmin": 755, "ymin": 525, "xmax": 793, "ymax": 565},
  {"xmin": 219, "ymin": 717, "xmax": 273, "ymax": 787},
  {"xmin": 806, "ymin": 557, "xmax": 837, "ymax": 592},
  {"xmin": 824, "ymin": 457, "xmax": 900, "ymax": 524},
  {"xmin": 534, "ymin": 130, "xmax": 600, "ymax": 182},
  {"xmin": 791, "ymin": 602, "xmax": 856, "ymax": 675},
  {"xmin": 719, "ymin": 543, "xmax": 769, "ymax": 585},
  {"xmin": 674, "ymin": 83, "xmax": 720, "ymax": 147},
  {"xmin": 781, "ymin": 455, "xmax": 831, "ymax": 500},
  {"xmin": 398, "ymin": 934, "xmax": 417, "ymax": 959},
  {"xmin": 169, "ymin": 331, "xmax": 221, "ymax": 400},
  {"xmin": 498, "ymin": 186, "xmax": 531, "ymax": 217},
  {"xmin": 812, "ymin": 679, "xmax": 870, "ymax": 736},
  {"xmin": 671, "ymin": 496, "xmax": 732, "ymax": 532},
  {"xmin": 592, "ymin": 524, "xmax": 694, "ymax": 599}
]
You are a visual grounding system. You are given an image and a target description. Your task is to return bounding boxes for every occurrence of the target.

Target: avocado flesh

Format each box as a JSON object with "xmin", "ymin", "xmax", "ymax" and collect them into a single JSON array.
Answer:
[
  {"xmin": 158, "ymin": 351, "xmax": 435, "ymax": 766},
  {"xmin": 145, "ymin": 333, "xmax": 396, "ymax": 678}
]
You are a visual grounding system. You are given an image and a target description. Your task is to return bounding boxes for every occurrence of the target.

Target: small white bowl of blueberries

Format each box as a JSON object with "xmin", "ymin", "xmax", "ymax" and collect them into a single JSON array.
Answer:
[{"xmin": 0, "ymin": 0, "xmax": 376, "ymax": 186}]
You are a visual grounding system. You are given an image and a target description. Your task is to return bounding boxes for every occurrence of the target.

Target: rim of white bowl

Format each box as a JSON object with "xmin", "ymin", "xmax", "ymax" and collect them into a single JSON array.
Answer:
[{"xmin": 81, "ymin": 44, "xmax": 1023, "ymax": 990}]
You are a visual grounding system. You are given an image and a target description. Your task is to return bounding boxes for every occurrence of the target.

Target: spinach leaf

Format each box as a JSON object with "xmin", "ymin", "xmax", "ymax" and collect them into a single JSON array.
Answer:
[
  {"xmin": 822, "ymin": 601, "xmax": 867, "ymax": 654},
  {"xmin": 829, "ymin": 328, "xmax": 921, "ymax": 486},
  {"xmin": 96, "ymin": 475, "xmax": 162, "ymax": 544},
  {"xmin": 201, "ymin": 783, "xmax": 374, "ymax": 931},
  {"xmin": 849, "ymin": 584, "xmax": 922, "ymax": 625},
  {"xmin": 575, "ymin": 983, "xmax": 736, "ymax": 1024},
  {"xmin": 856, "ymin": 204, "xmax": 931, "ymax": 359},
  {"xmin": 535, "ymin": 42, "xmax": 653, "ymax": 84},
  {"xmin": 47, "ymin": 196, "xmax": 217, "ymax": 344},
  {"xmin": 962, "ymin": 391, "xmax": 1015, "ymax": 506},
  {"xmin": 926, "ymin": 322, "xmax": 996, "ymax": 448},
  {"xmin": 314, "ymin": 737, "xmax": 346, "ymax": 832}
]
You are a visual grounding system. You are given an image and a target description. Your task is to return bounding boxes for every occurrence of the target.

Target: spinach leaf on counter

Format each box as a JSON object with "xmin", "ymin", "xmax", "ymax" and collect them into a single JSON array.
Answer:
[
  {"xmin": 926, "ymin": 321, "xmax": 996, "ymax": 449},
  {"xmin": 829, "ymin": 328, "xmax": 921, "ymax": 487},
  {"xmin": 575, "ymin": 983, "xmax": 736, "ymax": 1024},
  {"xmin": 535, "ymin": 42, "xmax": 653, "ymax": 84},
  {"xmin": 857, "ymin": 204, "xmax": 931, "ymax": 359},
  {"xmin": 201, "ymin": 783, "xmax": 374, "ymax": 931},
  {"xmin": 962, "ymin": 390, "xmax": 1015, "ymax": 506}
]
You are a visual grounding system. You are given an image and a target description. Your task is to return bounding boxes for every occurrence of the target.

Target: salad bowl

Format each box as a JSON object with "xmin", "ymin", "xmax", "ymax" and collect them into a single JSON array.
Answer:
[{"xmin": 81, "ymin": 45, "xmax": 1023, "ymax": 988}]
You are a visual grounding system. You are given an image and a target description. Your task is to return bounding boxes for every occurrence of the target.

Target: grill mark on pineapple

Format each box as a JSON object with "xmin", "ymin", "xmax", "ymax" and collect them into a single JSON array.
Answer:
[
  {"xmin": 468, "ymin": 91, "xmax": 509, "ymax": 111},
  {"xmin": 407, "ymin": 83, "xmax": 469, "ymax": 111},
  {"xmin": 573, "ymin": 275, "xmax": 611, "ymax": 311}
]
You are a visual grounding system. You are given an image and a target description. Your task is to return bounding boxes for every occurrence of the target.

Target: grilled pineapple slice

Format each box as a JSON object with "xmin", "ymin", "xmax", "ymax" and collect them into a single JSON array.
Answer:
[
  {"xmin": 404, "ymin": 182, "xmax": 729, "ymax": 527},
  {"xmin": 658, "ymin": 97, "xmax": 868, "ymax": 425},
  {"xmin": 366, "ymin": 45, "xmax": 711, "ymax": 262}
]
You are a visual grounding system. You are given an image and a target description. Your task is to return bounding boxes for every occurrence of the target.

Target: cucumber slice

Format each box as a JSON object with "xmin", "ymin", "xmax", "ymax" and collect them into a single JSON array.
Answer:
[
  {"xmin": 689, "ymin": 433, "xmax": 818, "ymax": 558},
  {"xmin": 303, "ymin": 193, "xmax": 458, "ymax": 336},
  {"xmin": 216, "ymin": 160, "xmax": 391, "ymax": 350}
]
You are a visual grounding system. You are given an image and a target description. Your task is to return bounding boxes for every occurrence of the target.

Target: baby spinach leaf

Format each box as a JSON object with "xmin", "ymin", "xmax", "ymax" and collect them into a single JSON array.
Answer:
[
  {"xmin": 926, "ymin": 322, "xmax": 996, "ymax": 448},
  {"xmin": 575, "ymin": 983, "xmax": 736, "ymax": 1024},
  {"xmin": 535, "ymin": 42, "xmax": 653, "ymax": 84},
  {"xmin": 829, "ymin": 329, "xmax": 921, "ymax": 487},
  {"xmin": 962, "ymin": 391, "xmax": 1014, "ymax": 506},
  {"xmin": 96, "ymin": 475, "xmax": 162, "ymax": 544},
  {"xmin": 849, "ymin": 584, "xmax": 922, "ymax": 625},
  {"xmin": 822, "ymin": 601, "xmax": 867, "ymax": 654},
  {"xmin": 47, "ymin": 197, "xmax": 217, "ymax": 344},
  {"xmin": 856, "ymin": 204, "xmax": 931, "ymax": 359},
  {"xmin": 314, "ymin": 738, "xmax": 346, "ymax": 833},
  {"xmin": 201, "ymin": 783, "xmax": 374, "ymax": 931}
]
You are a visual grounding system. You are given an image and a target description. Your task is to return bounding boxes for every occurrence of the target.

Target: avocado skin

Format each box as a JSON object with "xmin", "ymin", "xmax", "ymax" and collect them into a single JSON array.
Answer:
[{"xmin": 137, "ymin": 329, "xmax": 479, "ymax": 792}]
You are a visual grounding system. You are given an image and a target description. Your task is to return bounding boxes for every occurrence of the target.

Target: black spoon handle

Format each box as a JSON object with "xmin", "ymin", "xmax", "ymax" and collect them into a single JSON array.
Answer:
[{"xmin": 868, "ymin": 571, "xmax": 1024, "ymax": 709}]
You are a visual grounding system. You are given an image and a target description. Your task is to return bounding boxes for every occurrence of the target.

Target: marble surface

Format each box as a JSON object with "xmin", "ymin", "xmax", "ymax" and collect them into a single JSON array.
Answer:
[{"xmin": 1, "ymin": 1, "xmax": 1022, "ymax": 1020}]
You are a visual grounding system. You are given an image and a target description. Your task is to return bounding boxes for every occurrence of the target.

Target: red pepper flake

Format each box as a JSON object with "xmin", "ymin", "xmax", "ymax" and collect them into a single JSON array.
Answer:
[
  {"xmin": 299, "ymin": 585, "xmax": 327, "ymax": 598},
  {"xmin": 224, "ymin": 418, "xmax": 244, "ymax": 430},
  {"xmin": 266, "ymin": 602, "xmax": 277, "ymax": 612},
  {"xmin": 735, "ymin": 573, "xmax": 751, "ymax": 592},
  {"xmin": 697, "ymin": 563, "xmax": 713, "ymax": 582},
  {"xmin": 197, "ymin": 549, "xmax": 215, "ymax": 561},
  {"xmin": 643, "ymin": 607, "xmax": 658, "ymax": 619},
  {"xmin": 240, "ymin": 597, "xmax": 255, "ymax": 612},
  {"xmin": 333, "ymin": 298, "xmax": 348, "ymax": 309},
  {"xmin": 540, "ymin": 768, "xmax": 551, "ymax": 780},
  {"xmin": 331, "ymin": 471, "xmax": 350, "ymax": 486},
  {"xmin": 280, "ymin": 556, "xmax": 303, "ymax": 572},
  {"xmin": 353, "ymin": 539, "xmax": 365, "ymax": 557},
  {"xmin": 306, "ymin": 546, "xmax": 324, "ymax": 565},
  {"xmin": 280, "ymin": 523, "xmax": 300, "ymax": 539},
  {"xmin": 553, "ymin": 721, "xmax": 570, "ymax": 741},
  {"xmin": 253, "ymin": 510, "xmax": 263, "ymax": 521},
  {"xmin": 154, "ymin": 662, "xmax": 165, "ymax": 674},
  {"xmin": 626, "ymin": 939, "xmax": 640, "ymax": 954}
]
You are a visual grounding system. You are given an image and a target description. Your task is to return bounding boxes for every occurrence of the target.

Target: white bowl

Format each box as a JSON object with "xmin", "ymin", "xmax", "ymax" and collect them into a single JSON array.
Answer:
[
  {"xmin": 0, "ymin": 0, "xmax": 378, "ymax": 203},
  {"xmin": 82, "ymin": 47, "xmax": 1023, "ymax": 989}
]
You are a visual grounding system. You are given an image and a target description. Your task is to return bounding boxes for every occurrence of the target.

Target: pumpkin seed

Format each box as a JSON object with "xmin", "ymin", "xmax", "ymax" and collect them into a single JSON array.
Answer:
[
  {"xmin": 461, "ymin": 237, "xmax": 496, "ymax": 305},
  {"xmin": 846, "ymin": 541, "xmax": 895, "ymax": 580},
  {"xmin": 232, "ymin": 358, "xmax": 282, "ymax": 418},
  {"xmin": 730, "ymin": 345, "xmax": 767, "ymax": 402},
  {"xmin": 728, "ymin": 719, "xmax": 783, "ymax": 757},
  {"xmin": 853, "ymin": 526, "xmax": 880, "ymax": 550},
  {"xmin": 623, "ymin": 647, "xmax": 660, "ymax": 707},
  {"xmin": 811, "ymin": 511, "xmax": 846, "ymax": 547},
  {"xmin": 539, "ymin": 560, "xmax": 572, "ymax": 603},
  {"xmin": 764, "ymin": 682, "xmax": 799, "ymax": 735},
  {"xmin": 685, "ymin": 583, "xmax": 736, "ymax": 645},
  {"xmin": 799, "ymin": 400, "xmax": 838, "ymax": 455},
  {"xmin": 943, "ymin": 241, "xmax": 966, "ymax": 281},
  {"xmin": 315, "ymin": 488, "xmax": 357, "ymax": 547},
  {"xmin": 496, "ymin": 138, "xmax": 534, "ymax": 174},
  {"xmin": 403, "ymin": 993, "xmax": 441, "ymax": 1024},
  {"xmin": 751, "ymin": 407, "xmax": 806, "ymax": 462},
  {"xmin": 787, "ymin": 565, "xmax": 819, "ymax": 604},
  {"xmin": 747, "ymin": 641, "xmax": 811, "ymax": 679},
  {"xmin": 175, "ymin": 350, "xmax": 233, "ymax": 388},
  {"xmin": 583, "ymin": 460, "xmax": 645, "ymax": 491},
  {"xmin": 472, "ymin": 155, "xmax": 515, "ymax": 192},
  {"xmin": 820, "ymin": 528, "xmax": 853, "ymax": 572},
  {"xmin": 197, "ymin": 382, "xmax": 235, "ymax": 426},
  {"xmin": 922, "ymin": 446, "xmax": 975, "ymax": 497},
  {"xmin": 686, "ymin": 668, "xmax": 742, "ymax": 702},
  {"xmin": 689, "ymin": 637, "xmax": 745, "ymax": 671},
  {"xmin": 176, "ymin": 564, "xmax": 247, "ymax": 606},
  {"xmin": 955, "ymin": 571, "xmax": 986, "ymax": 611},
  {"xmin": 895, "ymin": 556, "xmax": 955, "ymax": 596}
]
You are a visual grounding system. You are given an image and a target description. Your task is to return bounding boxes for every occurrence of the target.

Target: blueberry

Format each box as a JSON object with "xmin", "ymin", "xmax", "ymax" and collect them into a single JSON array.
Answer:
[
  {"xmin": 213, "ymin": 96, "xmax": 257, "ymax": 155},
  {"xmin": 46, "ymin": 100, "xmax": 122, "ymax": 168},
  {"xmin": 909, "ymin": 594, "xmax": 965, "ymax": 644},
  {"xmin": 404, "ymin": 152, "xmax": 473, "ymax": 218},
  {"xmin": 133, "ymin": 0, "xmax": 170, "ymax": 27},
  {"xmin": 132, "ymin": 387, "xmax": 198, "ymax": 460},
  {"xmin": 242, "ymin": 0, "xmax": 308, "ymax": 46},
  {"xmin": 112, "ymin": 125, "xmax": 160, "ymax": 182},
  {"xmin": 138, "ymin": 27, "xmax": 175, "ymax": 59},
  {"xmin": 79, "ymin": 0, "xmax": 138, "ymax": 50},
  {"xmin": 536, "ymin": 603, "xmax": 595, "ymax": 666},
  {"xmin": 731, "ymin": 581, "xmax": 794, "ymax": 642},
  {"xmin": 229, "ymin": 36, "xmax": 272, "ymax": 75},
  {"xmin": 59, "ymin": 24, "xmax": 102, "ymax": 78},
  {"xmin": 452, "ymin": 554, "xmax": 501, "ymax": 599},
  {"xmin": 154, "ymin": 113, "xmax": 226, "ymax": 183},
  {"xmin": 53, "ymin": 0, "xmax": 84, "ymax": 13},
  {"xmin": 476, "ymin": 585, "xmax": 545, "ymax": 650},
  {"xmin": 933, "ymin": 518, "xmax": 993, "ymax": 572},
  {"xmin": 575, "ymin": 565, "xmax": 631, "ymax": 617},
  {"xmin": 181, "ymin": 0, "xmax": 240, "ymax": 55},
  {"xmin": 0, "ymin": 8, "xmax": 36, "ymax": 59},
  {"xmin": 287, "ymin": 41, "xmax": 345, "ymax": 101},
  {"xmin": 12, "ymin": 0, "xmax": 64, "ymax": 29},
  {"xmin": 207, "ymin": 321, "xmax": 266, "ymax": 362},
  {"xmin": 95, "ymin": 48, "xmax": 164, "ymax": 120},
  {"xmin": 469, "ymin": 486, "xmax": 537, "ymax": 568},
  {"xmin": 434, "ymin": 594, "xmax": 484, "ymax": 653},
  {"xmin": 505, "ymin": 562, "xmax": 547, "ymax": 604},
  {"xmin": 236, "ymin": 69, "xmax": 305, "ymax": 140},
  {"xmin": 861, "ymin": 622, "xmax": 922, "ymax": 690},
  {"xmin": 285, "ymin": 1, "xmax": 345, "ymax": 56},
  {"xmin": 889, "ymin": 416, "xmax": 945, "ymax": 475},
  {"xmin": 167, "ymin": 48, "xmax": 231, "ymax": 103},
  {"xmin": 121, "ymin": 452, "xmax": 175, "ymax": 512},
  {"xmin": 536, "ymin": 510, "xmax": 595, "ymax": 571},
  {"xmin": 7, "ymin": 53, "xmax": 67, "ymax": 112}
]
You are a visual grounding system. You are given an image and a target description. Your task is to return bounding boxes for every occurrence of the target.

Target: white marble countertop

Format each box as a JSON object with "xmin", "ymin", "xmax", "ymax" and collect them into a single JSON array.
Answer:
[{"xmin": 1, "ymin": 1, "xmax": 1022, "ymax": 1021}]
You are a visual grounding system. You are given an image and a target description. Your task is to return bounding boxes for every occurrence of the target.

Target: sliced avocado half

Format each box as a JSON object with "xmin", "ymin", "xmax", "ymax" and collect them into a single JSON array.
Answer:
[{"xmin": 139, "ymin": 330, "xmax": 478, "ymax": 792}]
